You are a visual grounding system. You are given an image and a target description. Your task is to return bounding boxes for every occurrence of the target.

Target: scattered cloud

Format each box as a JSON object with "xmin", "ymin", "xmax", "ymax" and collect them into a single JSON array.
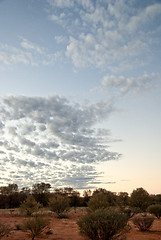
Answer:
[
  {"xmin": 0, "ymin": 38, "xmax": 61, "ymax": 68},
  {"xmin": 55, "ymin": 35, "xmax": 67, "ymax": 44},
  {"xmin": 99, "ymin": 73, "xmax": 161, "ymax": 96},
  {"xmin": 20, "ymin": 38, "xmax": 45, "ymax": 54},
  {"xmin": 46, "ymin": 0, "xmax": 161, "ymax": 73},
  {"xmin": 46, "ymin": 0, "xmax": 74, "ymax": 8},
  {"xmin": 1, "ymin": 1, "xmax": 160, "ymax": 74},
  {"xmin": 127, "ymin": 3, "xmax": 161, "ymax": 33},
  {"xmin": 0, "ymin": 95, "xmax": 121, "ymax": 188}
]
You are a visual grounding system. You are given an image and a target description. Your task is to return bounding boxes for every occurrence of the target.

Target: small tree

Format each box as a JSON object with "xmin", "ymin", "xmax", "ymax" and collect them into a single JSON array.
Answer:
[
  {"xmin": 132, "ymin": 213, "xmax": 154, "ymax": 231},
  {"xmin": 32, "ymin": 182, "xmax": 51, "ymax": 207},
  {"xmin": 77, "ymin": 208, "xmax": 128, "ymax": 240},
  {"xmin": 88, "ymin": 192, "xmax": 109, "ymax": 211},
  {"xmin": 69, "ymin": 191, "xmax": 80, "ymax": 213},
  {"xmin": 22, "ymin": 216, "xmax": 49, "ymax": 240},
  {"xmin": 20, "ymin": 195, "xmax": 42, "ymax": 216},
  {"xmin": 93, "ymin": 189, "xmax": 117, "ymax": 206},
  {"xmin": 0, "ymin": 223, "xmax": 11, "ymax": 239},
  {"xmin": 48, "ymin": 194, "xmax": 70, "ymax": 218},
  {"xmin": 130, "ymin": 188, "xmax": 151, "ymax": 211},
  {"xmin": 83, "ymin": 189, "xmax": 92, "ymax": 205},
  {"xmin": 117, "ymin": 192, "xmax": 129, "ymax": 209},
  {"xmin": 0, "ymin": 183, "xmax": 18, "ymax": 195},
  {"xmin": 147, "ymin": 204, "xmax": 161, "ymax": 219}
]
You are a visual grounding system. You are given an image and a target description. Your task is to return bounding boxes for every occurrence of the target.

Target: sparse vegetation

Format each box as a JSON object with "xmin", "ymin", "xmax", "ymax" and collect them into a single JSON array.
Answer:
[
  {"xmin": 0, "ymin": 183, "xmax": 161, "ymax": 239},
  {"xmin": 0, "ymin": 223, "xmax": 11, "ymax": 239},
  {"xmin": 48, "ymin": 194, "xmax": 70, "ymax": 218},
  {"xmin": 130, "ymin": 188, "xmax": 152, "ymax": 211},
  {"xmin": 32, "ymin": 182, "xmax": 51, "ymax": 207},
  {"xmin": 147, "ymin": 204, "xmax": 161, "ymax": 219},
  {"xmin": 77, "ymin": 208, "xmax": 128, "ymax": 240},
  {"xmin": 21, "ymin": 215, "xmax": 49, "ymax": 240},
  {"xmin": 132, "ymin": 213, "xmax": 154, "ymax": 231},
  {"xmin": 87, "ymin": 192, "xmax": 109, "ymax": 211},
  {"xmin": 20, "ymin": 195, "xmax": 42, "ymax": 216}
]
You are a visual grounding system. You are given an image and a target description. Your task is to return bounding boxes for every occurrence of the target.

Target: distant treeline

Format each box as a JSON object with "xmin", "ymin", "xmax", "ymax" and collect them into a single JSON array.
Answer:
[{"xmin": 0, "ymin": 183, "xmax": 161, "ymax": 209}]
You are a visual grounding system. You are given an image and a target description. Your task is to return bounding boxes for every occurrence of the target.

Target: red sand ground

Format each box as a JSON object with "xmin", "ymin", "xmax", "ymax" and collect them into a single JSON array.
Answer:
[{"xmin": 0, "ymin": 208, "xmax": 161, "ymax": 240}]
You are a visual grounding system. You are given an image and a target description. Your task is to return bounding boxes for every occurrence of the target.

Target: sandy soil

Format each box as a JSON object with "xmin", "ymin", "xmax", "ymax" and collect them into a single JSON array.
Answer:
[{"xmin": 0, "ymin": 208, "xmax": 161, "ymax": 240}]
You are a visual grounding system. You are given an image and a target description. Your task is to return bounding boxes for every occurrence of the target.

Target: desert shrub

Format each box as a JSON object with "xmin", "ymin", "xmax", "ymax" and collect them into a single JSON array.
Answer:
[
  {"xmin": 32, "ymin": 182, "xmax": 51, "ymax": 207},
  {"xmin": 123, "ymin": 207, "xmax": 142, "ymax": 218},
  {"xmin": 117, "ymin": 192, "xmax": 129, "ymax": 209},
  {"xmin": 22, "ymin": 216, "xmax": 49, "ymax": 240},
  {"xmin": 14, "ymin": 223, "xmax": 22, "ymax": 230},
  {"xmin": 87, "ymin": 192, "xmax": 109, "ymax": 211},
  {"xmin": 48, "ymin": 194, "xmax": 70, "ymax": 218},
  {"xmin": 93, "ymin": 189, "xmax": 117, "ymax": 206},
  {"xmin": 20, "ymin": 195, "xmax": 42, "ymax": 216},
  {"xmin": 132, "ymin": 213, "xmax": 154, "ymax": 231},
  {"xmin": 77, "ymin": 208, "xmax": 128, "ymax": 240},
  {"xmin": 130, "ymin": 188, "xmax": 151, "ymax": 211},
  {"xmin": 46, "ymin": 229, "xmax": 53, "ymax": 235},
  {"xmin": 147, "ymin": 204, "xmax": 161, "ymax": 219},
  {"xmin": 0, "ymin": 223, "xmax": 11, "ymax": 239}
]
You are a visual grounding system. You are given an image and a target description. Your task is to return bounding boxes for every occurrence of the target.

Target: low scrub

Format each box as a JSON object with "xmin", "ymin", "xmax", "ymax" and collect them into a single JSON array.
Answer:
[
  {"xmin": 0, "ymin": 223, "xmax": 11, "ymax": 239},
  {"xmin": 77, "ymin": 208, "xmax": 128, "ymax": 240},
  {"xmin": 22, "ymin": 216, "xmax": 49, "ymax": 240},
  {"xmin": 123, "ymin": 207, "xmax": 142, "ymax": 218},
  {"xmin": 147, "ymin": 204, "xmax": 161, "ymax": 219},
  {"xmin": 132, "ymin": 213, "xmax": 154, "ymax": 231},
  {"xmin": 20, "ymin": 195, "xmax": 42, "ymax": 216},
  {"xmin": 87, "ymin": 192, "xmax": 109, "ymax": 212},
  {"xmin": 48, "ymin": 194, "xmax": 70, "ymax": 218}
]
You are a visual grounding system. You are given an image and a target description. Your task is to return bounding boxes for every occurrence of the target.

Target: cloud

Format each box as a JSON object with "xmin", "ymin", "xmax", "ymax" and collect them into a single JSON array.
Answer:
[
  {"xmin": 0, "ymin": 39, "xmax": 61, "ymax": 68},
  {"xmin": 20, "ymin": 38, "xmax": 45, "ymax": 54},
  {"xmin": 55, "ymin": 35, "xmax": 67, "ymax": 44},
  {"xmin": 1, "ymin": 1, "xmax": 160, "ymax": 73},
  {"xmin": 46, "ymin": 0, "xmax": 74, "ymax": 8},
  {"xmin": 49, "ymin": 13, "xmax": 66, "ymax": 25},
  {"xmin": 0, "ymin": 47, "xmax": 33, "ymax": 66},
  {"xmin": 99, "ymin": 73, "xmax": 161, "ymax": 96},
  {"xmin": 127, "ymin": 3, "xmax": 161, "ymax": 33},
  {"xmin": 46, "ymin": 0, "xmax": 161, "ymax": 73},
  {"xmin": 0, "ymin": 95, "xmax": 121, "ymax": 188}
]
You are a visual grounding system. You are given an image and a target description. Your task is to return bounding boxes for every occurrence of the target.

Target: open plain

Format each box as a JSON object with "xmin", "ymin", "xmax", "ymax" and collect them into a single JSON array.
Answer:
[{"xmin": 0, "ymin": 208, "xmax": 161, "ymax": 240}]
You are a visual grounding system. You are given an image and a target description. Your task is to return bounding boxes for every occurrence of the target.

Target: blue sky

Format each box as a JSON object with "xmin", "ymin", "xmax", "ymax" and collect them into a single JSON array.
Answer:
[{"xmin": 0, "ymin": 0, "xmax": 161, "ymax": 194}]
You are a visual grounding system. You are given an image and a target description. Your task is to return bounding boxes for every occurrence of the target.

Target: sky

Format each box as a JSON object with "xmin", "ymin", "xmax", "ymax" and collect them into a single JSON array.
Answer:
[{"xmin": 0, "ymin": 0, "xmax": 161, "ymax": 194}]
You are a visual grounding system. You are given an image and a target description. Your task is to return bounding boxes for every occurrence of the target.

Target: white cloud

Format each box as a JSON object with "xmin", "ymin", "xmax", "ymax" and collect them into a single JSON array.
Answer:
[
  {"xmin": 78, "ymin": 0, "xmax": 94, "ymax": 12},
  {"xmin": 55, "ymin": 35, "xmax": 67, "ymax": 44},
  {"xmin": 47, "ymin": 0, "xmax": 74, "ymax": 8},
  {"xmin": 0, "ymin": 95, "xmax": 120, "ymax": 188},
  {"xmin": 46, "ymin": 0, "xmax": 161, "ymax": 73},
  {"xmin": 0, "ymin": 39, "xmax": 61, "ymax": 68},
  {"xmin": 49, "ymin": 12, "xmax": 66, "ymax": 25},
  {"xmin": 20, "ymin": 38, "xmax": 45, "ymax": 54},
  {"xmin": 127, "ymin": 3, "xmax": 161, "ymax": 33},
  {"xmin": 0, "ymin": 49, "xmax": 33, "ymax": 66},
  {"xmin": 1, "ymin": 1, "xmax": 160, "ymax": 73},
  {"xmin": 100, "ymin": 73, "xmax": 160, "ymax": 96}
]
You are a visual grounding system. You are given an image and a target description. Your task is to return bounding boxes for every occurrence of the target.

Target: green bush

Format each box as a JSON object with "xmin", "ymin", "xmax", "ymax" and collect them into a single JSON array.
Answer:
[
  {"xmin": 20, "ymin": 195, "xmax": 42, "ymax": 216},
  {"xmin": 77, "ymin": 208, "xmax": 128, "ymax": 240},
  {"xmin": 48, "ymin": 194, "xmax": 70, "ymax": 218},
  {"xmin": 123, "ymin": 207, "xmax": 142, "ymax": 218},
  {"xmin": 147, "ymin": 204, "xmax": 161, "ymax": 219},
  {"xmin": 132, "ymin": 213, "xmax": 154, "ymax": 231},
  {"xmin": 87, "ymin": 192, "xmax": 109, "ymax": 211},
  {"xmin": 0, "ymin": 223, "xmax": 11, "ymax": 239},
  {"xmin": 130, "ymin": 188, "xmax": 151, "ymax": 211},
  {"xmin": 22, "ymin": 216, "xmax": 49, "ymax": 240}
]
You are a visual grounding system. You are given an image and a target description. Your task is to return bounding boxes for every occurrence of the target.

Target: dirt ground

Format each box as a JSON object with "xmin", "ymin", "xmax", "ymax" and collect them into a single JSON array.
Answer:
[{"xmin": 0, "ymin": 208, "xmax": 161, "ymax": 240}]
